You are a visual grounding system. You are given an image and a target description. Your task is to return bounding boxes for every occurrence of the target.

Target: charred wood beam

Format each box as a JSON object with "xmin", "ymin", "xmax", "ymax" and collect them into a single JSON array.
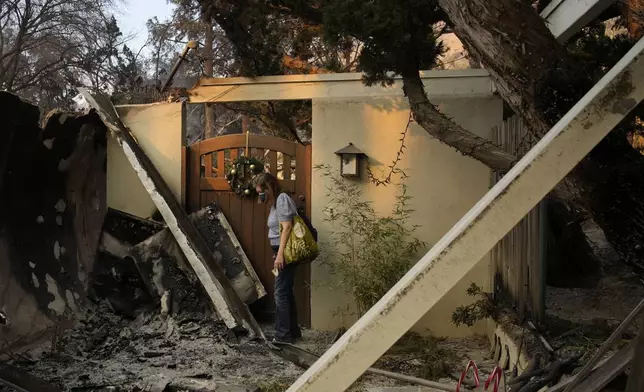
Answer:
[
  {"xmin": 0, "ymin": 363, "xmax": 61, "ymax": 392},
  {"xmin": 547, "ymin": 342, "xmax": 635, "ymax": 392},
  {"xmin": 515, "ymin": 356, "xmax": 578, "ymax": 392},
  {"xmin": 160, "ymin": 41, "xmax": 198, "ymax": 93},
  {"xmin": 102, "ymin": 208, "xmax": 166, "ymax": 245},
  {"xmin": 127, "ymin": 204, "xmax": 266, "ymax": 313},
  {"xmin": 573, "ymin": 342, "xmax": 634, "ymax": 392}
]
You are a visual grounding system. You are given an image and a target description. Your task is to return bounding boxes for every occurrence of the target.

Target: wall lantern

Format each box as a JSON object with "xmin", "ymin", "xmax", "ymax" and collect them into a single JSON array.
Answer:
[{"xmin": 334, "ymin": 143, "xmax": 367, "ymax": 178}]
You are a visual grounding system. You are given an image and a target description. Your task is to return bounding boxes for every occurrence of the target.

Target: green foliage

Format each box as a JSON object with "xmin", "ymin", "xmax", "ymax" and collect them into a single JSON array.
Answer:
[
  {"xmin": 321, "ymin": 0, "xmax": 445, "ymax": 85},
  {"xmin": 201, "ymin": 0, "xmax": 285, "ymax": 76},
  {"xmin": 188, "ymin": 0, "xmax": 360, "ymax": 77},
  {"xmin": 183, "ymin": 0, "xmax": 445, "ymax": 83},
  {"xmin": 567, "ymin": 21, "xmax": 637, "ymax": 82},
  {"xmin": 451, "ymin": 283, "xmax": 496, "ymax": 327},
  {"xmin": 316, "ymin": 164, "xmax": 426, "ymax": 314},
  {"xmin": 113, "ymin": 45, "xmax": 143, "ymax": 95}
]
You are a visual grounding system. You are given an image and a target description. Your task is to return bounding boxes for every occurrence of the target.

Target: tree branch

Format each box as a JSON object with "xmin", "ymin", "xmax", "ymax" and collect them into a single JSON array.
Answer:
[{"xmin": 402, "ymin": 70, "xmax": 516, "ymax": 171}]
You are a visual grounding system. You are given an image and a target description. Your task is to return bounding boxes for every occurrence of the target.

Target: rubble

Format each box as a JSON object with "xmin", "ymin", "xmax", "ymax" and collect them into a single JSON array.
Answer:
[
  {"xmin": 1, "ymin": 303, "xmax": 302, "ymax": 392},
  {"xmin": 128, "ymin": 203, "xmax": 266, "ymax": 312},
  {"xmin": 79, "ymin": 89, "xmax": 263, "ymax": 336}
]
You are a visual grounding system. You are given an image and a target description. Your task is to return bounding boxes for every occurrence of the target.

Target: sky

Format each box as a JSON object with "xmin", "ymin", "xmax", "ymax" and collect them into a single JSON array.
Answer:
[{"xmin": 114, "ymin": 0, "xmax": 175, "ymax": 53}]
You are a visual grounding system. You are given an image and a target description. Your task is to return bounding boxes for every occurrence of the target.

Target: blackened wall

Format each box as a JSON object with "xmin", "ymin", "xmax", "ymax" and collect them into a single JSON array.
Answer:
[{"xmin": 0, "ymin": 92, "xmax": 107, "ymax": 353}]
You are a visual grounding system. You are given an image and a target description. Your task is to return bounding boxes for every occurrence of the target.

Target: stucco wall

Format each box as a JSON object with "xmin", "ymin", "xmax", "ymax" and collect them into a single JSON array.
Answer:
[
  {"xmin": 310, "ymin": 96, "xmax": 502, "ymax": 337},
  {"xmin": 105, "ymin": 80, "xmax": 501, "ymax": 338},
  {"xmin": 107, "ymin": 103, "xmax": 184, "ymax": 218}
]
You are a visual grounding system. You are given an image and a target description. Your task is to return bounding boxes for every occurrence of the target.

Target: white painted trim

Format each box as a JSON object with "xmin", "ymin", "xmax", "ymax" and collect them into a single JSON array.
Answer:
[
  {"xmin": 188, "ymin": 69, "xmax": 496, "ymax": 103},
  {"xmin": 540, "ymin": 0, "xmax": 566, "ymax": 16},
  {"xmin": 195, "ymin": 69, "xmax": 491, "ymax": 86},
  {"xmin": 541, "ymin": 0, "xmax": 616, "ymax": 42},
  {"xmin": 287, "ymin": 37, "xmax": 644, "ymax": 392}
]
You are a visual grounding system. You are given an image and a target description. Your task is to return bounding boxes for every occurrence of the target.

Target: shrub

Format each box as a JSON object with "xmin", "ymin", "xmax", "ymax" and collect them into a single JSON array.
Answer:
[
  {"xmin": 451, "ymin": 283, "xmax": 496, "ymax": 327},
  {"xmin": 316, "ymin": 164, "xmax": 426, "ymax": 315}
]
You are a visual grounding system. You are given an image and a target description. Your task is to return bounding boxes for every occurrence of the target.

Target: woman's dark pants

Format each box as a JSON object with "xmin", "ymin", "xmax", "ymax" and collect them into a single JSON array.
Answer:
[{"xmin": 272, "ymin": 246, "xmax": 301, "ymax": 341}]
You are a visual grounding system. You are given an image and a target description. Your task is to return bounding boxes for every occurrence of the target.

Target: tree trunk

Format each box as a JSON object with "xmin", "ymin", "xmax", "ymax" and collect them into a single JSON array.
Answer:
[
  {"xmin": 203, "ymin": 13, "xmax": 216, "ymax": 139},
  {"xmin": 5, "ymin": 0, "xmax": 30, "ymax": 92},
  {"xmin": 438, "ymin": 0, "xmax": 587, "ymax": 137},
  {"xmin": 438, "ymin": 0, "xmax": 644, "ymax": 273},
  {"xmin": 625, "ymin": 0, "xmax": 644, "ymax": 39},
  {"xmin": 402, "ymin": 71, "xmax": 516, "ymax": 170}
]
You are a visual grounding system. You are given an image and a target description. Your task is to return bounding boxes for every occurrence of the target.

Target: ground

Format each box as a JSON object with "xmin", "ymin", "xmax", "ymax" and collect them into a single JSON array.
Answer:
[
  {"xmin": 0, "ymin": 303, "xmax": 493, "ymax": 392},
  {"xmin": 545, "ymin": 223, "xmax": 644, "ymax": 350},
  {"xmin": 544, "ymin": 273, "xmax": 644, "ymax": 366}
]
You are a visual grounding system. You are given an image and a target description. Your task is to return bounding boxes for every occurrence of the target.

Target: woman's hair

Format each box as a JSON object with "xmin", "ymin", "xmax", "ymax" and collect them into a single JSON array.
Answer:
[{"xmin": 252, "ymin": 172, "xmax": 281, "ymax": 206}]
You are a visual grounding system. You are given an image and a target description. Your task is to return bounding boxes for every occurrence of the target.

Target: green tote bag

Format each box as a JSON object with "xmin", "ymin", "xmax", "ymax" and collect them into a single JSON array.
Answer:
[{"xmin": 281, "ymin": 214, "xmax": 319, "ymax": 264}]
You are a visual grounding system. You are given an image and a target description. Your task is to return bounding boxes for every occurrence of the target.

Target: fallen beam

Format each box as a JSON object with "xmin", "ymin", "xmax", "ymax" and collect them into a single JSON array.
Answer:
[
  {"xmin": 541, "ymin": 0, "xmax": 615, "ymax": 42},
  {"xmin": 276, "ymin": 344, "xmax": 462, "ymax": 392},
  {"xmin": 573, "ymin": 341, "xmax": 635, "ymax": 392},
  {"xmin": 286, "ymin": 37, "xmax": 644, "ymax": 392},
  {"xmin": 78, "ymin": 89, "xmax": 265, "ymax": 339},
  {"xmin": 546, "ymin": 347, "xmax": 622, "ymax": 392},
  {"xmin": 562, "ymin": 297, "xmax": 644, "ymax": 392}
]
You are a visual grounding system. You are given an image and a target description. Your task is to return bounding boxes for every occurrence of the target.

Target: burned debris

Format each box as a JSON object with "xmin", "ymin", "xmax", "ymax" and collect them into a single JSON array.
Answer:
[
  {"xmin": 128, "ymin": 203, "xmax": 266, "ymax": 316},
  {"xmin": 0, "ymin": 91, "xmax": 280, "ymax": 391},
  {"xmin": 1, "ymin": 91, "xmax": 107, "ymax": 356},
  {"xmin": 3, "ymin": 302, "xmax": 293, "ymax": 392},
  {"xmin": 77, "ymin": 89, "xmax": 264, "ymax": 337}
]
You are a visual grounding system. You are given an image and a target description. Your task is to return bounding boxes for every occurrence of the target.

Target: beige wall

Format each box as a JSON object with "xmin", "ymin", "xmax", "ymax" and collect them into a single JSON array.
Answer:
[
  {"xmin": 107, "ymin": 103, "xmax": 184, "ymax": 218},
  {"xmin": 104, "ymin": 77, "xmax": 501, "ymax": 338},
  {"xmin": 310, "ymin": 96, "xmax": 502, "ymax": 337}
]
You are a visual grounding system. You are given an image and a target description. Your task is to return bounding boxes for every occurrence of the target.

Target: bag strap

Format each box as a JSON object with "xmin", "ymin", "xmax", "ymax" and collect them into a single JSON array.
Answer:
[{"xmin": 279, "ymin": 192, "xmax": 300, "ymax": 217}]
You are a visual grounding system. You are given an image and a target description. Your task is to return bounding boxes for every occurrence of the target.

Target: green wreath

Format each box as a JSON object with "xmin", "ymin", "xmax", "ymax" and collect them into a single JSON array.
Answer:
[{"xmin": 226, "ymin": 156, "xmax": 265, "ymax": 197}]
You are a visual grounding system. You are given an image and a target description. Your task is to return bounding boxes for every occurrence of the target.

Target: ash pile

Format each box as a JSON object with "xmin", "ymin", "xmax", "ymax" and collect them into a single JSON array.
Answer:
[
  {"xmin": 0, "ymin": 207, "xmax": 301, "ymax": 392},
  {"xmin": 4, "ymin": 303, "xmax": 299, "ymax": 392}
]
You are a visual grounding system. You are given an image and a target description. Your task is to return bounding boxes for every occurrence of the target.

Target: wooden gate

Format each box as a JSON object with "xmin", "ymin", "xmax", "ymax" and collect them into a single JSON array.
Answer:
[{"xmin": 186, "ymin": 134, "xmax": 312, "ymax": 326}]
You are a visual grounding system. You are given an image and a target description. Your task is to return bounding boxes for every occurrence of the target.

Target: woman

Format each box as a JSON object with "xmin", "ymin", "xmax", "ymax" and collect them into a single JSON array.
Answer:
[{"xmin": 253, "ymin": 172, "xmax": 302, "ymax": 344}]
